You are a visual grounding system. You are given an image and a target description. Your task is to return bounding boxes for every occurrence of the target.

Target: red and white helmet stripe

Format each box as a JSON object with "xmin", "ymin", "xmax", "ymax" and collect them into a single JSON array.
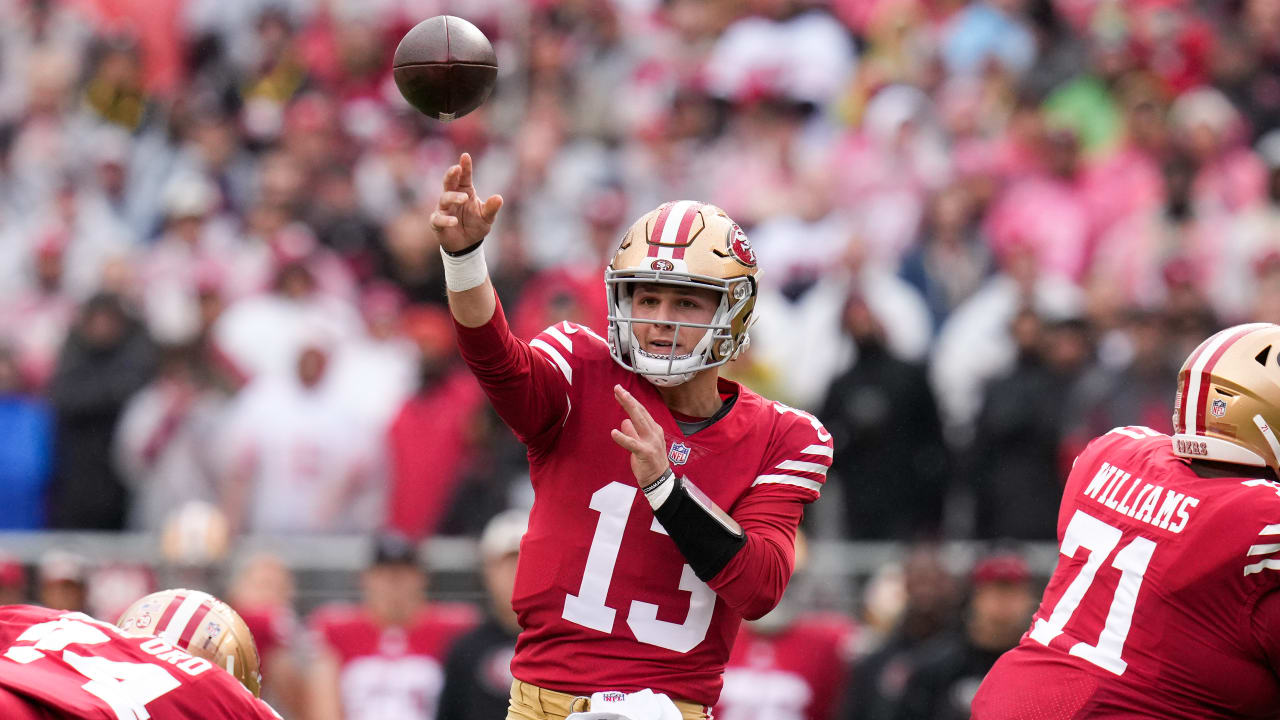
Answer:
[
  {"xmin": 1180, "ymin": 323, "xmax": 1271, "ymax": 435},
  {"xmin": 645, "ymin": 200, "xmax": 704, "ymax": 263},
  {"xmin": 154, "ymin": 590, "xmax": 217, "ymax": 647}
]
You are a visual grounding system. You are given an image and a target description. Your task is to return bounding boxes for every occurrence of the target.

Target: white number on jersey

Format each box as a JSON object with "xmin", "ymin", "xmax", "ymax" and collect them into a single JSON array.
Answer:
[
  {"xmin": 3, "ymin": 616, "xmax": 181, "ymax": 720},
  {"xmin": 562, "ymin": 481, "xmax": 717, "ymax": 653},
  {"xmin": 1029, "ymin": 510, "xmax": 1157, "ymax": 675},
  {"xmin": 772, "ymin": 403, "xmax": 832, "ymax": 442}
]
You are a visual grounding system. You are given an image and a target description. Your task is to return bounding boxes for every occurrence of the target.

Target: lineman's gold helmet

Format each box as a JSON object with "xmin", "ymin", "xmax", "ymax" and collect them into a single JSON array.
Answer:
[
  {"xmin": 116, "ymin": 588, "xmax": 263, "ymax": 696},
  {"xmin": 1172, "ymin": 323, "xmax": 1280, "ymax": 476},
  {"xmin": 606, "ymin": 201, "xmax": 759, "ymax": 386}
]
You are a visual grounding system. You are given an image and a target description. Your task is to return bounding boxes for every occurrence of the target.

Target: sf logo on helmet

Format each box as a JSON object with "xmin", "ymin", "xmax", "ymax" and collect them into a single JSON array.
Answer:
[{"xmin": 729, "ymin": 223, "xmax": 756, "ymax": 267}]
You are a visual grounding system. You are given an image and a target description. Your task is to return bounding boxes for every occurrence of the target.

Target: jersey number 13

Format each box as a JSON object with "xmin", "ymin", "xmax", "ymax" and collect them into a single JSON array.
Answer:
[{"xmin": 561, "ymin": 481, "xmax": 716, "ymax": 653}]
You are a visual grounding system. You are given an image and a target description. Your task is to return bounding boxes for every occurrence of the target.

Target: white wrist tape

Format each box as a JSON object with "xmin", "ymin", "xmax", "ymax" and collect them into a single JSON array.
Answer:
[
  {"xmin": 642, "ymin": 470, "xmax": 676, "ymax": 510},
  {"xmin": 440, "ymin": 243, "xmax": 489, "ymax": 292}
]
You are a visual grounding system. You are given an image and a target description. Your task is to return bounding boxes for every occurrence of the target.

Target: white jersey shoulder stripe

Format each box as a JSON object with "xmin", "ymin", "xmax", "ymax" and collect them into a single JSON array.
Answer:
[
  {"xmin": 1260, "ymin": 524, "xmax": 1280, "ymax": 535},
  {"xmin": 531, "ymin": 339, "xmax": 572, "ymax": 385},
  {"xmin": 554, "ymin": 322, "xmax": 609, "ymax": 349},
  {"xmin": 1248, "ymin": 543, "xmax": 1280, "ymax": 556},
  {"xmin": 1245, "ymin": 558, "xmax": 1280, "ymax": 576},
  {"xmin": 800, "ymin": 444, "xmax": 833, "ymax": 457},
  {"xmin": 544, "ymin": 324, "xmax": 573, "ymax": 353},
  {"xmin": 752, "ymin": 474, "xmax": 823, "ymax": 493},
  {"xmin": 1106, "ymin": 426, "xmax": 1164, "ymax": 440},
  {"xmin": 775, "ymin": 460, "xmax": 829, "ymax": 476}
]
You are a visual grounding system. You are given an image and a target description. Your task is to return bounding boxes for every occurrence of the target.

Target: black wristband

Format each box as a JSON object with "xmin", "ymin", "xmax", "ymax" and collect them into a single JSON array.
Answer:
[
  {"xmin": 653, "ymin": 476, "xmax": 746, "ymax": 582},
  {"xmin": 641, "ymin": 469, "xmax": 674, "ymax": 496},
  {"xmin": 442, "ymin": 238, "xmax": 484, "ymax": 257}
]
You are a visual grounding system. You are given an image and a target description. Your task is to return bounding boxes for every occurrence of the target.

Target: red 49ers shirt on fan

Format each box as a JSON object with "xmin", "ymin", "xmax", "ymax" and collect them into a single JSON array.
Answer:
[
  {"xmin": 0, "ymin": 605, "xmax": 280, "ymax": 719},
  {"xmin": 718, "ymin": 613, "xmax": 857, "ymax": 720},
  {"xmin": 310, "ymin": 603, "xmax": 477, "ymax": 720},
  {"xmin": 455, "ymin": 299, "xmax": 832, "ymax": 705},
  {"xmin": 972, "ymin": 427, "xmax": 1280, "ymax": 719}
]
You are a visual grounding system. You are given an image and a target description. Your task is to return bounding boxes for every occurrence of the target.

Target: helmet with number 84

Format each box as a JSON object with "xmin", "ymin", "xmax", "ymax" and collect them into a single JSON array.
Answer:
[
  {"xmin": 606, "ymin": 201, "xmax": 760, "ymax": 386},
  {"xmin": 1172, "ymin": 323, "xmax": 1280, "ymax": 477},
  {"xmin": 116, "ymin": 588, "xmax": 263, "ymax": 697}
]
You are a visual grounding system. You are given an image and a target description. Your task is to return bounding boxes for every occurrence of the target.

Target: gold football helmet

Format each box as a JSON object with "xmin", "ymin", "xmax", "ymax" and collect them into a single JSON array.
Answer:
[
  {"xmin": 1172, "ymin": 323, "xmax": 1280, "ymax": 476},
  {"xmin": 606, "ymin": 201, "xmax": 760, "ymax": 385},
  {"xmin": 116, "ymin": 588, "xmax": 263, "ymax": 697}
]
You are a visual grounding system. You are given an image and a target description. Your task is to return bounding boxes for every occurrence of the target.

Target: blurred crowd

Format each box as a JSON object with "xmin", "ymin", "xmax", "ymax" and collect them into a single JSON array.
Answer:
[
  {"xmin": 3, "ymin": 0, "xmax": 1280, "ymax": 714},
  {"xmin": 2, "ymin": 0, "xmax": 1273, "ymax": 543}
]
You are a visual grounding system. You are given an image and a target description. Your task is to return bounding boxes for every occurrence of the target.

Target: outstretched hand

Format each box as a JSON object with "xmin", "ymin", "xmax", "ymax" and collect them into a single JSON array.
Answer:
[
  {"xmin": 430, "ymin": 152, "xmax": 503, "ymax": 253},
  {"xmin": 610, "ymin": 384, "xmax": 670, "ymax": 488}
]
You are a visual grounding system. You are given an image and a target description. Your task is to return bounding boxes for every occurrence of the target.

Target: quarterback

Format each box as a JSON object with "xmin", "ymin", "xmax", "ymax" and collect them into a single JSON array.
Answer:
[
  {"xmin": 430, "ymin": 154, "xmax": 832, "ymax": 719},
  {"xmin": 973, "ymin": 323, "xmax": 1280, "ymax": 718},
  {"xmin": 0, "ymin": 588, "xmax": 280, "ymax": 719}
]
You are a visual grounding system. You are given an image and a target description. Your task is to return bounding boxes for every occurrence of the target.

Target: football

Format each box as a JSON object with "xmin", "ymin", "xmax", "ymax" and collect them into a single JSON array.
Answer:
[{"xmin": 393, "ymin": 15, "xmax": 497, "ymax": 122}]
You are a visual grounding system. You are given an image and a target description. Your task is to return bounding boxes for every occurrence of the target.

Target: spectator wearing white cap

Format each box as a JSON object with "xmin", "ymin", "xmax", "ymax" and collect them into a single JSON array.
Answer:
[{"xmin": 437, "ymin": 509, "xmax": 529, "ymax": 720}]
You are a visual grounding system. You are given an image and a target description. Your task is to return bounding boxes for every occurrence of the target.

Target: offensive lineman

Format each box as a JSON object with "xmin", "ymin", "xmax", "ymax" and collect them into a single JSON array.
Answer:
[
  {"xmin": 0, "ymin": 588, "xmax": 280, "ymax": 719},
  {"xmin": 430, "ymin": 154, "xmax": 832, "ymax": 719},
  {"xmin": 973, "ymin": 323, "xmax": 1280, "ymax": 718}
]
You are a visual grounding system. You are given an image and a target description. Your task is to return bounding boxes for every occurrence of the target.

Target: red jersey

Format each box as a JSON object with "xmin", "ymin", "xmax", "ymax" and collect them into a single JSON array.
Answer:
[
  {"xmin": 973, "ymin": 426, "xmax": 1280, "ymax": 719},
  {"xmin": 0, "ymin": 605, "xmax": 280, "ymax": 720},
  {"xmin": 717, "ymin": 613, "xmax": 857, "ymax": 720},
  {"xmin": 455, "ymin": 301, "xmax": 832, "ymax": 705},
  {"xmin": 310, "ymin": 603, "xmax": 477, "ymax": 720}
]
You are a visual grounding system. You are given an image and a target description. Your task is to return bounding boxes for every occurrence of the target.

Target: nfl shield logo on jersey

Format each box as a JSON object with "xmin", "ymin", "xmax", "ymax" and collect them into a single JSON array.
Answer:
[
  {"xmin": 668, "ymin": 441, "xmax": 691, "ymax": 466},
  {"xmin": 1211, "ymin": 398, "xmax": 1227, "ymax": 418}
]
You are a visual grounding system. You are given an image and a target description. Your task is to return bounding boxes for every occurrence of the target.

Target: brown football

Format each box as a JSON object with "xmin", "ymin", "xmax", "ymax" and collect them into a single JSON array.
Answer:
[{"xmin": 392, "ymin": 15, "xmax": 497, "ymax": 122}]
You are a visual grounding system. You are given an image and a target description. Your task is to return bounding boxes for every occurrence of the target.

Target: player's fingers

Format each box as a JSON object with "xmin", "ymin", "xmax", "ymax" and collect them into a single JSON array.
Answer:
[
  {"xmin": 613, "ymin": 384, "xmax": 647, "ymax": 422},
  {"xmin": 480, "ymin": 194, "xmax": 504, "ymax": 224},
  {"xmin": 430, "ymin": 211, "xmax": 459, "ymax": 229},
  {"xmin": 459, "ymin": 152, "xmax": 473, "ymax": 188},
  {"xmin": 442, "ymin": 164, "xmax": 461, "ymax": 191},
  {"xmin": 611, "ymin": 428, "xmax": 642, "ymax": 453},
  {"xmin": 438, "ymin": 191, "xmax": 469, "ymax": 210},
  {"xmin": 616, "ymin": 384, "xmax": 663, "ymax": 434}
]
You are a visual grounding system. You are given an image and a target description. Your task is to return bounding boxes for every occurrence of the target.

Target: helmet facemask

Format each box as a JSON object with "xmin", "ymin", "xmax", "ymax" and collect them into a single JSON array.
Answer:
[{"xmin": 606, "ymin": 269, "xmax": 754, "ymax": 387}]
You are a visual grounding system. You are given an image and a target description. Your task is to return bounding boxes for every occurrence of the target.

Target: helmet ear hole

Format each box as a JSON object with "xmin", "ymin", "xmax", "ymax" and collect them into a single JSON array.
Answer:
[{"xmin": 1257, "ymin": 346, "xmax": 1272, "ymax": 366}]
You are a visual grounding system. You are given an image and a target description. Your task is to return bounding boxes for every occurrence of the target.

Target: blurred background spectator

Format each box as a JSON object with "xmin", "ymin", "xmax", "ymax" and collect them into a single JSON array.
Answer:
[
  {"xmin": 720, "ymin": 534, "xmax": 858, "ymax": 720},
  {"xmin": 307, "ymin": 532, "xmax": 476, "ymax": 720},
  {"xmin": 0, "ymin": 345, "xmax": 53, "ymax": 529},
  {"xmin": 839, "ymin": 543, "xmax": 962, "ymax": 720},
  {"xmin": 0, "ymin": 554, "xmax": 27, "ymax": 605},
  {"xmin": 436, "ymin": 509, "xmax": 528, "ymax": 720},
  {"xmin": 46, "ymin": 293, "xmax": 155, "ymax": 529},
  {"xmin": 35, "ymin": 549, "xmax": 87, "ymax": 613},
  {"xmin": 892, "ymin": 551, "xmax": 1036, "ymax": 720}
]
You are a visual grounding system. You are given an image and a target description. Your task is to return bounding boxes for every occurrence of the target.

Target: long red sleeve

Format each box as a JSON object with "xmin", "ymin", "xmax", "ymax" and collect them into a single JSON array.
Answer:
[
  {"xmin": 452, "ymin": 294, "xmax": 570, "ymax": 452},
  {"xmin": 708, "ymin": 486, "xmax": 806, "ymax": 620}
]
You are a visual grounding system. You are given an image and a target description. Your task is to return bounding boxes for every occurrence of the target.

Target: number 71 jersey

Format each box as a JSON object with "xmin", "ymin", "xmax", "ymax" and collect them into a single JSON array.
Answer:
[
  {"xmin": 973, "ymin": 427, "xmax": 1280, "ymax": 719},
  {"xmin": 0, "ymin": 605, "xmax": 281, "ymax": 720}
]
